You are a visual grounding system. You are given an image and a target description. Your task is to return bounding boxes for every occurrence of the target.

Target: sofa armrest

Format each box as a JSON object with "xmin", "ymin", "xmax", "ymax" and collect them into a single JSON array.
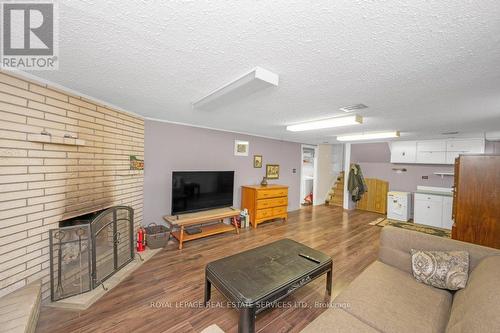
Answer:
[{"xmin": 378, "ymin": 226, "xmax": 500, "ymax": 274}]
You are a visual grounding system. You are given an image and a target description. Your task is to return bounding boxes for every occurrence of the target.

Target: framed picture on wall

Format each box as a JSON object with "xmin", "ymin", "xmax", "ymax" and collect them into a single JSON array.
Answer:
[
  {"xmin": 234, "ymin": 140, "xmax": 249, "ymax": 156},
  {"xmin": 266, "ymin": 164, "xmax": 280, "ymax": 179},
  {"xmin": 253, "ymin": 155, "xmax": 262, "ymax": 168}
]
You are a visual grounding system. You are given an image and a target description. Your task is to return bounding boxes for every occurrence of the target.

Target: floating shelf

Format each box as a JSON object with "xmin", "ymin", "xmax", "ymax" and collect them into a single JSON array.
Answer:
[
  {"xmin": 28, "ymin": 134, "xmax": 85, "ymax": 146},
  {"xmin": 434, "ymin": 172, "xmax": 454, "ymax": 179}
]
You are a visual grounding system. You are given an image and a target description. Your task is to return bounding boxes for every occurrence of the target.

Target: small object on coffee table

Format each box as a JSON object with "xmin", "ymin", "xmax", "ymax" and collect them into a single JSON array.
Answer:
[
  {"xmin": 204, "ymin": 239, "xmax": 332, "ymax": 333},
  {"xmin": 185, "ymin": 227, "xmax": 202, "ymax": 235},
  {"xmin": 298, "ymin": 252, "xmax": 321, "ymax": 264}
]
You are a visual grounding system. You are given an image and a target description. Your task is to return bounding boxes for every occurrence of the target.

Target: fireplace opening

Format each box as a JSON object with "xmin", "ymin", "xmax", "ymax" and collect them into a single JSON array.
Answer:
[{"xmin": 49, "ymin": 206, "xmax": 134, "ymax": 301}]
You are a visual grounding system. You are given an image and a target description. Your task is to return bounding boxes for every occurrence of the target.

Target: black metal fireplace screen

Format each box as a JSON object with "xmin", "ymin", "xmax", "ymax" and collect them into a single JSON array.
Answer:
[{"xmin": 49, "ymin": 206, "xmax": 134, "ymax": 301}]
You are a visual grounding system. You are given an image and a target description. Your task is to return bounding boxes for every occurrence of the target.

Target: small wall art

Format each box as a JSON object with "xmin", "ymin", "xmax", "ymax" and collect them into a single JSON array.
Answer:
[
  {"xmin": 234, "ymin": 140, "xmax": 249, "ymax": 156},
  {"xmin": 266, "ymin": 164, "xmax": 280, "ymax": 179},
  {"xmin": 130, "ymin": 155, "xmax": 144, "ymax": 170},
  {"xmin": 253, "ymin": 155, "xmax": 262, "ymax": 168}
]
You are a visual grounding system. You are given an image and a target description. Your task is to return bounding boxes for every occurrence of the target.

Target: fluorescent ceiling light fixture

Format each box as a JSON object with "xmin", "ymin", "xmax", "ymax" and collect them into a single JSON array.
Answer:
[
  {"xmin": 336, "ymin": 131, "xmax": 400, "ymax": 141},
  {"xmin": 286, "ymin": 115, "xmax": 363, "ymax": 132},
  {"xmin": 192, "ymin": 67, "xmax": 279, "ymax": 109}
]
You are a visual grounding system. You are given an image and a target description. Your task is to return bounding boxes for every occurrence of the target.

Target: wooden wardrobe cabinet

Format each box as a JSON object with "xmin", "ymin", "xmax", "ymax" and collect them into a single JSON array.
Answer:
[
  {"xmin": 241, "ymin": 185, "xmax": 288, "ymax": 228},
  {"xmin": 356, "ymin": 178, "xmax": 389, "ymax": 214},
  {"xmin": 452, "ymin": 154, "xmax": 500, "ymax": 249}
]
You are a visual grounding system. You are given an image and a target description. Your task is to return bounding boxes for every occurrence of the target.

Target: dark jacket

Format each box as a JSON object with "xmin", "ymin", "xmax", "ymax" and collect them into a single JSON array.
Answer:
[{"xmin": 347, "ymin": 164, "xmax": 368, "ymax": 202}]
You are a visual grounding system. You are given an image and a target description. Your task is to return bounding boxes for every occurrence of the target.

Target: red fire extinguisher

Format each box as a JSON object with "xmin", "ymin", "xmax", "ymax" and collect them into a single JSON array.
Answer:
[{"xmin": 137, "ymin": 227, "xmax": 145, "ymax": 252}]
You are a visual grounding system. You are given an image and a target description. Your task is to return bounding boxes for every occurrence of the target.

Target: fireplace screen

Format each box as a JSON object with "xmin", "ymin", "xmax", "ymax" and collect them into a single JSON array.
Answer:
[
  {"xmin": 49, "ymin": 225, "xmax": 92, "ymax": 301},
  {"xmin": 50, "ymin": 206, "xmax": 134, "ymax": 301}
]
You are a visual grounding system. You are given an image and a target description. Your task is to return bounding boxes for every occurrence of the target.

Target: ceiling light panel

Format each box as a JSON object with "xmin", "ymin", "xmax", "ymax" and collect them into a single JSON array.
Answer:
[
  {"xmin": 192, "ymin": 67, "xmax": 279, "ymax": 109},
  {"xmin": 286, "ymin": 115, "xmax": 363, "ymax": 132}
]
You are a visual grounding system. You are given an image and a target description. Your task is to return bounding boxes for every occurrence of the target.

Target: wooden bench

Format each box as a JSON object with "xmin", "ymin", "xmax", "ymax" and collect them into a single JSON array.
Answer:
[{"xmin": 163, "ymin": 207, "xmax": 240, "ymax": 249}]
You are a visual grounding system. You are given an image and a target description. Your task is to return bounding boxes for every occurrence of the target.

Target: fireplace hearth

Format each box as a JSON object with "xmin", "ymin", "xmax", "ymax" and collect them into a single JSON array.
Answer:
[{"xmin": 49, "ymin": 206, "xmax": 134, "ymax": 301}]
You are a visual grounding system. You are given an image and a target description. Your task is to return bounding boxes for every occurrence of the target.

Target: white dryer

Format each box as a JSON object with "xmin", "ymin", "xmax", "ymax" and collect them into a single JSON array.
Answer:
[{"xmin": 387, "ymin": 191, "xmax": 413, "ymax": 222}]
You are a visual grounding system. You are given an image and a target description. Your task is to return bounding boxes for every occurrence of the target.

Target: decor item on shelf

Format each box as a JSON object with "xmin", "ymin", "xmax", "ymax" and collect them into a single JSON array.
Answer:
[
  {"xmin": 266, "ymin": 164, "xmax": 279, "ymax": 179},
  {"xmin": 253, "ymin": 155, "xmax": 262, "ymax": 168},
  {"xmin": 234, "ymin": 140, "xmax": 249, "ymax": 156},
  {"xmin": 130, "ymin": 155, "xmax": 144, "ymax": 170},
  {"xmin": 41, "ymin": 130, "xmax": 52, "ymax": 136},
  {"xmin": 260, "ymin": 176, "xmax": 268, "ymax": 186},
  {"xmin": 391, "ymin": 167, "xmax": 407, "ymax": 173}
]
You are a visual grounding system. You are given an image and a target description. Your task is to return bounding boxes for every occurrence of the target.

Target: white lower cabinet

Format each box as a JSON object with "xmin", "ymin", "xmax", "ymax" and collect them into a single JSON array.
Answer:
[
  {"xmin": 441, "ymin": 196, "xmax": 454, "ymax": 229},
  {"xmin": 414, "ymin": 193, "xmax": 453, "ymax": 229}
]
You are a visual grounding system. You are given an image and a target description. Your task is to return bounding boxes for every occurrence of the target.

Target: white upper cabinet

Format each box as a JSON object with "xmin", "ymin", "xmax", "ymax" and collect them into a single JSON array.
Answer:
[
  {"xmin": 445, "ymin": 138, "xmax": 485, "ymax": 164},
  {"xmin": 417, "ymin": 140, "xmax": 446, "ymax": 152},
  {"xmin": 390, "ymin": 138, "xmax": 485, "ymax": 165},
  {"xmin": 416, "ymin": 140, "xmax": 446, "ymax": 164},
  {"xmin": 390, "ymin": 141, "xmax": 417, "ymax": 163}
]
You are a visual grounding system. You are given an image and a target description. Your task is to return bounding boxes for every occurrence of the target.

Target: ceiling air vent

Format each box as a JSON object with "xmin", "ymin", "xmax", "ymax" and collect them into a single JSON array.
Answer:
[{"xmin": 339, "ymin": 104, "xmax": 368, "ymax": 112}]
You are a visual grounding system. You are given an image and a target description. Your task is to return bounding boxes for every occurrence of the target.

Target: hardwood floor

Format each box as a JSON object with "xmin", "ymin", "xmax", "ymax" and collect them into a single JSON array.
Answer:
[{"xmin": 36, "ymin": 205, "xmax": 383, "ymax": 333}]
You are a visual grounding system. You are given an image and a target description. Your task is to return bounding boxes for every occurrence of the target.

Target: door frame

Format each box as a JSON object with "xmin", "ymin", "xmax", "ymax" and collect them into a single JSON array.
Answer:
[{"xmin": 300, "ymin": 144, "xmax": 318, "ymax": 207}]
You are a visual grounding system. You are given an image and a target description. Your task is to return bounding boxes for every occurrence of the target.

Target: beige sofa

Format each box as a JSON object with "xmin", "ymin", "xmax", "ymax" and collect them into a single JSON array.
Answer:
[{"xmin": 302, "ymin": 226, "xmax": 500, "ymax": 333}]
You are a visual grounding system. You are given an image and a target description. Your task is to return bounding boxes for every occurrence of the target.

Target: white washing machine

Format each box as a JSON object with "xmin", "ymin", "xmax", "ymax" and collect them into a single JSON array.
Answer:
[{"xmin": 387, "ymin": 191, "xmax": 413, "ymax": 221}]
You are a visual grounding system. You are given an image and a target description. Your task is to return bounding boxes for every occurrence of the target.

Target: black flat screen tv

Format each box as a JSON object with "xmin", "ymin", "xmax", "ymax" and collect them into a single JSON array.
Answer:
[{"xmin": 171, "ymin": 171, "xmax": 234, "ymax": 215}]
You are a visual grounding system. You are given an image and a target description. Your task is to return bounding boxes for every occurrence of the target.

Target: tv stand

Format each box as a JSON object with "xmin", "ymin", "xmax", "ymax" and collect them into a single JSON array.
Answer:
[{"xmin": 163, "ymin": 207, "xmax": 241, "ymax": 249}]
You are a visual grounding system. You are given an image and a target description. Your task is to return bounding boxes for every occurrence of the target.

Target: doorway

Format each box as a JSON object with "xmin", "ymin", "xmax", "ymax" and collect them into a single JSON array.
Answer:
[{"xmin": 300, "ymin": 145, "xmax": 317, "ymax": 207}]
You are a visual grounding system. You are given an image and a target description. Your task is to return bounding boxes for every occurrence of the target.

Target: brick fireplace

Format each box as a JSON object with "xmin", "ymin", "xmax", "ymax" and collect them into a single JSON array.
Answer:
[{"xmin": 0, "ymin": 71, "xmax": 144, "ymax": 301}]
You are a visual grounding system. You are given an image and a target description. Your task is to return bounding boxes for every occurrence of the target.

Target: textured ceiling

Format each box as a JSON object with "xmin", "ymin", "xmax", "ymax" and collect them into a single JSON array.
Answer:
[{"xmin": 29, "ymin": 0, "xmax": 500, "ymax": 144}]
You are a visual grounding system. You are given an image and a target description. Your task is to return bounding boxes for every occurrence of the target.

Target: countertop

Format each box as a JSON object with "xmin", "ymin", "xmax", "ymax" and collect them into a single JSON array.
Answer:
[{"xmin": 415, "ymin": 190, "xmax": 453, "ymax": 197}]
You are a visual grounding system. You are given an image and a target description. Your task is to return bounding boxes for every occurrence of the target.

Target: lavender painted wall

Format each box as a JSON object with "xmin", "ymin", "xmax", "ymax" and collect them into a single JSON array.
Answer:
[
  {"xmin": 351, "ymin": 142, "xmax": 454, "ymax": 192},
  {"xmin": 485, "ymin": 140, "xmax": 500, "ymax": 154},
  {"xmin": 143, "ymin": 120, "xmax": 301, "ymax": 224}
]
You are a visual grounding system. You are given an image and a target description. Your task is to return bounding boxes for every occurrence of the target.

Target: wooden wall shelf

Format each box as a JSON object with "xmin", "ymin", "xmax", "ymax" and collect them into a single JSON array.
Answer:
[
  {"xmin": 433, "ymin": 172, "xmax": 454, "ymax": 179},
  {"xmin": 27, "ymin": 134, "xmax": 85, "ymax": 146}
]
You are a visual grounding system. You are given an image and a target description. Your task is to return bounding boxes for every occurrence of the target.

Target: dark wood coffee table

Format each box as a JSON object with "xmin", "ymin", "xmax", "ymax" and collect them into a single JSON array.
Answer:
[{"xmin": 204, "ymin": 239, "xmax": 333, "ymax": 333}]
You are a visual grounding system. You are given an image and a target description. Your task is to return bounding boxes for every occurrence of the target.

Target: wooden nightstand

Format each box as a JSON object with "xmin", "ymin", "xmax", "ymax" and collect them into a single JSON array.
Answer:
[{"xmin": 241, "ymin": 185, "xmax": 288, "ymax": 228}]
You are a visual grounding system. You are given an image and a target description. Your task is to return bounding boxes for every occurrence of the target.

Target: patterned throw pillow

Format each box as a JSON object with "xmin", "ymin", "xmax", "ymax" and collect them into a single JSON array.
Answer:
[{"xmin": 410, "ymin": 250, "xmax": 469, "ymax": 290}]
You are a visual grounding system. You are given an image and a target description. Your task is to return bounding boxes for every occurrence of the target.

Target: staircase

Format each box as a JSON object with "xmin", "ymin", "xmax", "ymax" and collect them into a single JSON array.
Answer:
[{"xmin": 326, "ymin": 171, "xmax": 345, "ymax": 207}]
